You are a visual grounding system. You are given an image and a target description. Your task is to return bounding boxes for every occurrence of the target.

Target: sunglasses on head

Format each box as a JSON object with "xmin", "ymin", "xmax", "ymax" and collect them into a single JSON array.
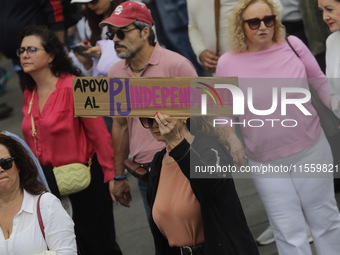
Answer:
[
  {"xmin": 244, "ymin": 15, "xmax": 276, "ymax": 30},
  {"xmin": 139, "ymin": 118, "xmax": 158, "ymax": 129},
  {"xmin": 0, "ymin": 157, "xmax": 15, "ymax": 171},
  {"xmin": 106, "ymin": 27, "xmax": 139, "ymax": 40},
  {"xmin": 88, "ymin": 0, "xmax": 99, "ymax": 4}
]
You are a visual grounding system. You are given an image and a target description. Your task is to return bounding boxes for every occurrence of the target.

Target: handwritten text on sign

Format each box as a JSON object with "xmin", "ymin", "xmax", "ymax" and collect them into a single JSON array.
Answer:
[{"xmin": 73, "ymin": 77, "xmax": 237, "ymax": 117}]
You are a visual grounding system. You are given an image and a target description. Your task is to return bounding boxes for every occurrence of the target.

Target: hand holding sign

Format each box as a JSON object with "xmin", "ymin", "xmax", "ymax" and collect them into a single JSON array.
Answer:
[{"xmin": 154, "ymin": 112, "xmax": 185, "ymax": 149}]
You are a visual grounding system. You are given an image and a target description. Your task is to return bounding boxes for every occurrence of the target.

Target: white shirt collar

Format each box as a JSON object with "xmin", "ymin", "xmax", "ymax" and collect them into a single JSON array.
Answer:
[{"xmin": 20, "ymin": 190, "xmax": 35, "ymax": 214}]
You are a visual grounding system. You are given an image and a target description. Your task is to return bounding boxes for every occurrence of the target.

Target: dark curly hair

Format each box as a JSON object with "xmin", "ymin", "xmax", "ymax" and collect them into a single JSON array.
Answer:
[
  {"xmin": 18, "ymin": 25, "xmax": 82, "ymax": 90},
  {"xmin": 0, "ymin": 134, "xmax": 47, "ymax": 195}
]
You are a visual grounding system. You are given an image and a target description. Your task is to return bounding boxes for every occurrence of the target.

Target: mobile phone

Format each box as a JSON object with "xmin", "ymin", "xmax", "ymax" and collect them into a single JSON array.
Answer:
[{"xmin": 70, "ymin": 45, "xmax": 91, "ymax": 59}]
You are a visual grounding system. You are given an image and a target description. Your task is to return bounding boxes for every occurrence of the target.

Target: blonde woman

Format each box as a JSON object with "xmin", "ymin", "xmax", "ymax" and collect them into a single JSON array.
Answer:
[{"xmin": 216, "ymin": 0, "xmax": 340, "ymax": 254}]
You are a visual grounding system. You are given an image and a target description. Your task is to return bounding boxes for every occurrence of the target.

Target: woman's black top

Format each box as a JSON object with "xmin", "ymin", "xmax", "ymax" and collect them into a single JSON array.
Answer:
[{"xmin": 147, "ymin": 132, "xmax": 260, "ymax": 255}]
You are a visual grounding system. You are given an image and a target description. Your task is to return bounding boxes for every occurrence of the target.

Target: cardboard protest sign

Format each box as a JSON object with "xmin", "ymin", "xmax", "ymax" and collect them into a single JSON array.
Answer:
[{"xmin": 73, "ymin": 77, "xmax": 237, "ymax": 118}]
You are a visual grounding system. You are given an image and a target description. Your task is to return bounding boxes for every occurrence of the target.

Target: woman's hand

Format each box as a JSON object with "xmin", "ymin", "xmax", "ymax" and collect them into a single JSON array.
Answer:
[
  {"xmin": 227, "ymin": 135, "xmax": 247, "ymax": 166},
  {"xmin": 223, "ymin": 126, "xmax": 247, "ymax": 165},
  {"xmin": 73, "ymin": 52, "xmax": 93, "ymax": 70},
  {"xmin": 72, "ymin": 43, "xmax": 93, "ymax": 70},
  {"xmin": 72, "ymin": 44, "xmax": 102, "ymax": 70},
  {"xmin": 154, "ymin": 112, "xmax": 183, "ymax": 148},
  {"xmin": 84, "ymin": 45, "xmax": 101, "ymax": 59}
]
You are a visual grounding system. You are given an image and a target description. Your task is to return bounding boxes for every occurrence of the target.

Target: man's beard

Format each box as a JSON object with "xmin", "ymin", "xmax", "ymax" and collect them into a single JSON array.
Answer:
[{"xmin": 115, "ymin": 43, "xmax": 143, "ymax": 60}]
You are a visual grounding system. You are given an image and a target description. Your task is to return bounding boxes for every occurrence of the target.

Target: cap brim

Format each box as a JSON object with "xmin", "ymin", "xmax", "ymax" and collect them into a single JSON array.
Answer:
[{"xmin": 99, "ymin": 17, "xmax": 135, "ymax": 28}]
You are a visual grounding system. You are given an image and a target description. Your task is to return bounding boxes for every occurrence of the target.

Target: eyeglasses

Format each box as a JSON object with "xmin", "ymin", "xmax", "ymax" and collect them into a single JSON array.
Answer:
[
  {"xmin": 16, "ymin": 46, "xmax": 44, "ymax": 57},
  {"xmin": 106, "ymin": 27, "xmax": 139, "ymax": 40},
  {"xmin": 139, "ymin": 118, "xmax": 158, "ymax": 129},
  {"xmin": 0, "ymin": 157, "xmax": 15, "ymax": 171},
  {"xmin": 244, "ymin": 15, "xmax": 276, "ymax": 30}
]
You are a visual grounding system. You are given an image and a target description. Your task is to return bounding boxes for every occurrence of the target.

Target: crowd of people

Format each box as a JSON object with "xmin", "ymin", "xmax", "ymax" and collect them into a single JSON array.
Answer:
[{"xmin": 1, "ymin": 0, "xmax": 340, "ymax": 254}]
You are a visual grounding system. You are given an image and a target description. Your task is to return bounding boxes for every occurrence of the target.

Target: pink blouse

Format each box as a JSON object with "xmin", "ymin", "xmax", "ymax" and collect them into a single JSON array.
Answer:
[{"xmin": 22, "ymin": 74, "xmax": 115, "ymax": 183}]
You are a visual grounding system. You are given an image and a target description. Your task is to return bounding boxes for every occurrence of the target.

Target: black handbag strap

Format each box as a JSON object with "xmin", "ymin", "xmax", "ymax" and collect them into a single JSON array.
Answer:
[{"xmin": 285, "ymin": 36, "xmax": 300, "ymax": 58}]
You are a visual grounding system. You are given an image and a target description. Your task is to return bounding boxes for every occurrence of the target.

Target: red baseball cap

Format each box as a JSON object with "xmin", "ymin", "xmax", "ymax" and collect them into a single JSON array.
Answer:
[{"xmin": 99, "ymin": 1, "xmax": 154, "ymax": 28}]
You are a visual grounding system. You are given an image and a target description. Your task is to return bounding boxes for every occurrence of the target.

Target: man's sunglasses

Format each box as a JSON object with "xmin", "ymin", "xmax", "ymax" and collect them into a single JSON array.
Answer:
[
  {"xmin": 106, "ymin": 27, "xmax": 139, "ymax": 40},
  {"xmin": 0, "ymin": 157, "xmax": 15, "ymax": 171},
  {"xmin": 244, "ymin": 15, "xmax": 276, "ymax": 30},
  {"xmin": 139, "ymin": 118, "xmax": 158, "ymax": 129}
]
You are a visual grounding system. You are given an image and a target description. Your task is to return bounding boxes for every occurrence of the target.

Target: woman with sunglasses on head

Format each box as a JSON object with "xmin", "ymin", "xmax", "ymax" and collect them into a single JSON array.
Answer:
[
  {"xmin": 70, "ymin": 0, "xmax": 126, "ymax": 131},
  {"xmin": 18, "ymin": 25, "xmax": 122, "ymax": 255},
  {"xmin": 215, "ymin": 0, "xmax": 340, "ymax": 254},
  {"xmin": 70, "ymin": 0, "xmax": 125, "ymax": 77},
  {"xmin": 142, "ymin": 112, "xmax": 260, "ymax": 255},
  {"xmin": 0, "ymin": 134, "xmax": 77, "ymax": 255},
  {"xmin": 319, "ymin": 0, "xmax": 340, "ymax": 118}
]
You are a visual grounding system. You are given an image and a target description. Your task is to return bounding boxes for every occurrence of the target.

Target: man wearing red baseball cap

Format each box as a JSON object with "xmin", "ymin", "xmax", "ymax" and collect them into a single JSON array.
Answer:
[
  {"xmin": 100, "ymin": 1, "xmax": 154, "ymax": 28},
  {"xmin": 100, "ymin": 0, "xmax": 197, "ymax": 241}
]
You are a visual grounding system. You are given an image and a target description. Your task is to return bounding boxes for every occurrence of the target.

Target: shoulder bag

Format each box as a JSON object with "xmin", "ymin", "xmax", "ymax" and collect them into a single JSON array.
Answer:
[{"xmin": 28, "ymin": 91, "xmax": 92, "ymax": 196}]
